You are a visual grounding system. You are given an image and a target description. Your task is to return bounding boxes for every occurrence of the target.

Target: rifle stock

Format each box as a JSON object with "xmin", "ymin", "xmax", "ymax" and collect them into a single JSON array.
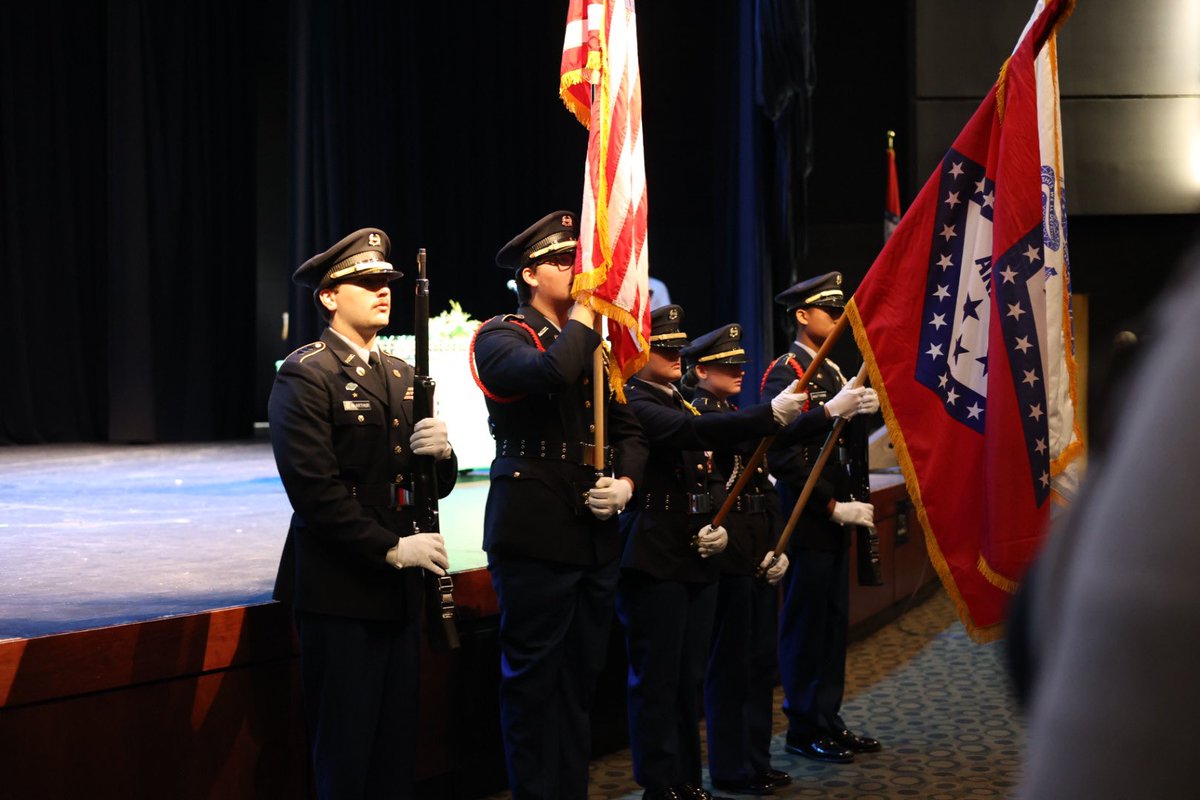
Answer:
[
  {"xmin": 848, "ymin": 416, "xmax": 883, "ymax": 586},
  {"xmin": 413, "ymin": 248, "xmax": 460, "ymax": 651}
]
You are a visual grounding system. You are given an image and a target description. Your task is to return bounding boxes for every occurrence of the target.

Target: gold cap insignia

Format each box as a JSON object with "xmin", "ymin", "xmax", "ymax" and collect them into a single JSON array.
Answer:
[
  {"xmin": 368, "ymin": 233, "xmax": 382, "ymax": 247},
  {"xmin": 561, "ymin": 214, "xmax": 574, "ymax": 228},
  {"xmin": 730, "ymin": 325, "xmax": 740, "ymax": 339},
  {"xmin": 835, "ymin": 274, "xmax": 843, "ymax": 286},
  {"xmin": 668, "ymin": 307, "xmax": 679, "ymax": 320}
]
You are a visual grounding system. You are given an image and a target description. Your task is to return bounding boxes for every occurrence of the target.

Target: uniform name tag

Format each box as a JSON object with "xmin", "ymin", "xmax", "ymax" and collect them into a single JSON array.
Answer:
[{"xmin": 343, "ymin": 400, "xmax": 372, "ymax": 411}]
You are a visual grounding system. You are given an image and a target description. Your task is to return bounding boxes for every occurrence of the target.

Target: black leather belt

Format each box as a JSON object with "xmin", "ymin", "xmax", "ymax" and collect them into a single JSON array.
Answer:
[
  {"xmin": 496, "ymin": 438, "xmax": 613, "ymax": 468},
  {"xmin": 734, "ymin": 493, "xmax": 769, "ymax": 514},
  {"xmin": 640, "ymin": 491, "xmax": 713, "ymax": 514},
  {"xmin": 349, "ymin": 483, "xmax": 413, "ymax": 508}
]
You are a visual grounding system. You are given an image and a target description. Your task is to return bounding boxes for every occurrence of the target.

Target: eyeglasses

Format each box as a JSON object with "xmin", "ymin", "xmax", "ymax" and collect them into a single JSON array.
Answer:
[{"xmin": 536, "ymin": 257, "xmax": 575, "ymax": 272}]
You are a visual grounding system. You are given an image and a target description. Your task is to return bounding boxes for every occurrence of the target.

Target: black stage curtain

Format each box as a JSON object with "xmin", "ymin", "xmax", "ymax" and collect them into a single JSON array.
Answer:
[
  {"xmin": 709, "ymin": 0, "xmax": 816, "ymax": 402},
  {"xmin": 285, "ymin": 0, "xmax": 421, "ymax": 346},
  {"xmin": 755, "ymin": 0, "xmax": 817, "ymax": 351},
  {"xmin": 283, "ymin": 2, "xmax": 587, "ymax": 351},
  {"xmin": 1, "ymin": 2, "xmax": 109, "ymax": 443},
  {"xmin": 2, "ymin": 2, "xmax": 813, "ymax": 440},
  {"xmin": 1, "ymin": 1, "xmax": 256, "ymax": 444}
]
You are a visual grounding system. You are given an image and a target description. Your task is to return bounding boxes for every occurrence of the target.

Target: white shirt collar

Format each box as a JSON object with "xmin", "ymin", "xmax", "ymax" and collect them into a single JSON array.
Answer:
[
  {"xmin": 794, "ymin": 341, "xmax": 845, "ymax": 381},
  {"xmin": 328, "ymin": 327, "xmax": 378, "ymax": 368}
]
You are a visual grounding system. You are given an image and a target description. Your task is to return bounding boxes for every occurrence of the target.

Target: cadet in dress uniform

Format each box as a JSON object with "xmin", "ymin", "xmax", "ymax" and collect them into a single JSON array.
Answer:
[
  {"xmin": 761, "ymin": 272, "xmax": 880, "ymax": 764},
  {"xmin": 269, "ymin": 228, "xmax": 459, "ymax": 799},
  {"xmin": 471, "ymin": 211, "xmax": 649, "ymax": 800},
  {"xmin": 617, "ymin": 308, "xmax": 809, "ymax": 800},
  {"xmin": 685, "ymin": 324, "xmax": 817, "ymax": 796}
]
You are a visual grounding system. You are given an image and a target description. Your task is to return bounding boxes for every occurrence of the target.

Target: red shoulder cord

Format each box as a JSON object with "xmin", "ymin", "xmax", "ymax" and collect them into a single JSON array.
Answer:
[
  {"xmin": 760, "ymin": 353, "xmax": 810, "ymax": 412},
  {"xmin": 469, "ymin": 317, "xmax": 545, "ymax": 403}
]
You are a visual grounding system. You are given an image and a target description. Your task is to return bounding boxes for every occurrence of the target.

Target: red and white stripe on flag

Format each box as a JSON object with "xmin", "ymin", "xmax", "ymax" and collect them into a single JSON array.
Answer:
[
  {"xmin": 560, "ymin": 0, "xmax": 652, "ymax": 401},
  {"xmin": 846, "ymin": 0, "xmax": 1083, "ymax": 641}
]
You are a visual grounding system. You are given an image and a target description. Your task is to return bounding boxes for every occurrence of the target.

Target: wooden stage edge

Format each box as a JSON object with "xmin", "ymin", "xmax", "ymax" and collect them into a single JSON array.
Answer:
[{"xmin": 0, "ymin": 480, "xmax": 932, "ymax": 799}]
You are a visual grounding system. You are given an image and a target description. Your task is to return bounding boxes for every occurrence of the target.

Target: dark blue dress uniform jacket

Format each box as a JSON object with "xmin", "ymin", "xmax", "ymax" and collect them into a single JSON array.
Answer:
[
  {"xmin": 762, "ymin": 343, "xmax": 865, "ymax": 551},
  {"xmin": 691, "ymin": 389, "xmax": 832, "ymax": 573},
  {"xmin": 269, "ymin": 327, "xmax": 459, "ymax": 621},
  {"xmin": 691, "ymin": 390, "xmax": 779, "ymax": 574},
  {"xmin": 472, "ymin": 305, "xmax": 648, "ymax": 565},
  {"xmin": 618, "ymin": 377, "xmax": 780, "ymax": 581},
  {"xmin": 762, "ymin": 341, "xmax": 870, "ymax": 740}
]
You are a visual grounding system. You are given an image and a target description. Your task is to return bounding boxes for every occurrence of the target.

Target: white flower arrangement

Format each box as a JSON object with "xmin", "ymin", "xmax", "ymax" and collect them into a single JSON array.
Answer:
[{"xmin": 378, "ymin": 300, "xmax": 480, "ymax": 360}]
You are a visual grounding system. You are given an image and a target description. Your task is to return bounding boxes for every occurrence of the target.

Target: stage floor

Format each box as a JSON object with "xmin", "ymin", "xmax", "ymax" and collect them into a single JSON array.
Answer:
[{"xmin": 0, "ymin": 442, "xmax": 490, "ymax": 641}]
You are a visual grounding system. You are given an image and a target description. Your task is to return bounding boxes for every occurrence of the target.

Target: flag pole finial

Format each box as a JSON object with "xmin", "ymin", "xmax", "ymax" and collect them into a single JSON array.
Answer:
[{"xmin": 886, "ymin": 130, "xmax": 895, "ymax": 149}]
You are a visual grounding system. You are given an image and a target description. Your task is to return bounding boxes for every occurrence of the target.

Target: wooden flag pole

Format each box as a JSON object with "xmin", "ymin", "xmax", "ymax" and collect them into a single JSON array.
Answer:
[
  {"xmin": 757, "ymin": 361, "xmax": 870, "ymax": 577},
  {"xmin": 593, "ymin": 315, "xmax": 606, "ymax": 470},
  {"xmin": 707, "ymin": 312, "xmax": 852, "ymax": 531}
]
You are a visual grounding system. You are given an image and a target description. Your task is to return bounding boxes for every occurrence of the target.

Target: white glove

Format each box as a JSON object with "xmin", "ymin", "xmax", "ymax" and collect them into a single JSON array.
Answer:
[
  {"xmin": 409, "ymin": 417, "xmax": 452, "ymax": 460},
  {"xmin": 587, "ymin": 476, "xmax": 633, "ymax": 520},
  {"xmin": 860, "ymin": 387, "xmax": 880, "ymax": 415},
  {"xmin": 386, "ymin": 532, "xmax": 449, "ymax": 575},
  {"xmin": 831, "ymin": 500, "xmax": 875, "ymax": 528},
  {"xmin": 770, "ymin": 387, "xmax": 810, "ymax": 425},
  {"xmin": 695, "ymin": 524, "xmax": 728, "ymax": 558},
  {"xmin": 824, "ymin": 377, "xmax": 870, "ymax": 419},
  {"xmin": 759, "ymin": 551, "xmax": 790, "ymax": 585}
]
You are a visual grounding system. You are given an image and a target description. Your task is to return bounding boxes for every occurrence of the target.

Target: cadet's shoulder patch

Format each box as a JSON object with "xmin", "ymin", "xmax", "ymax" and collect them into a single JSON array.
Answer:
[{"xmin": 285, "ymin": 341, "xmax": 326, "ymax": 363}]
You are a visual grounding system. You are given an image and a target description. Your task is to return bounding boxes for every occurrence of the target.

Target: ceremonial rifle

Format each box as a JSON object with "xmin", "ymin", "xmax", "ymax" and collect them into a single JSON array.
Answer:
[
  {"xmin": 413, "ymin": 247, "xmax": 460, "ymax": 651},
  {"xmin": 847, "ymin": 403, "xmax": 883, "ymax": 586}
]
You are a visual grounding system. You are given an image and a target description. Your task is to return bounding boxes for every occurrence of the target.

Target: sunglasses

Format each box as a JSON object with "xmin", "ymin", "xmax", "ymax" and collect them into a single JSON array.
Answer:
[{"xmin": 811, "ymin": 305, "xmax": 844, "ymax": 319}]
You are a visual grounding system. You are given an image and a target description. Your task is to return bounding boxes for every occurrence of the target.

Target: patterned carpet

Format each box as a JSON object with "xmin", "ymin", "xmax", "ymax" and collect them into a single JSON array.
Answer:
[{"xmin": 493, "ymin": 589, "xmax": 1024, "ymax": 799}]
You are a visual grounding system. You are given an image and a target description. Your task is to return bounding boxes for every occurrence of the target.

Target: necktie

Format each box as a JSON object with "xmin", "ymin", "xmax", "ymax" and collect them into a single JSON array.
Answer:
[{"xmin": 370, "ymin": 352, "xmax": 388, "ymax": 396}]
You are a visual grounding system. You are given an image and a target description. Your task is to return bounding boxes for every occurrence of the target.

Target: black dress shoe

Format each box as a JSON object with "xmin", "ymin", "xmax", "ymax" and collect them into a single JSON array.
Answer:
[
  {"xmin": 784, "ymin": 734, "xmax": 854, "ymax": 763},
  {"xmin": 642, "ymin": 788, "xmax": 685, "ymax": 800},
  {"xmin": 759, "ymin": 768, "xmax": 792, "ymax": 787},
  {"xmin": 831, "ymin": 728, "xmax": 882, "ymax": 753},
  {"xmin": 674, "ymin": 784, "xmax": 733, "ymax": 800},
  {"xmin": 710, "ymin": 775, "xmax": 774, "ymax": 795}
]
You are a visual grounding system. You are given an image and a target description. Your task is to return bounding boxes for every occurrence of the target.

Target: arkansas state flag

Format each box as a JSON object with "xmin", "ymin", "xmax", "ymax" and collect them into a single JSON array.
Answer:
[
  {"xmin": 560, "ymin": 0, "xmax": 652, "ymax": 401},
  {"xmin": 884, "ymin": 131, "xmax": 901, "ymax": 242},
  {"xmin": 847, "ymin": 0, "xmax": 1084, "ymax": 641}
]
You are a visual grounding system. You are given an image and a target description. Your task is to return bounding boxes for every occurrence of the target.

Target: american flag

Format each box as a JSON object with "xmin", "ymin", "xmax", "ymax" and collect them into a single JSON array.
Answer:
[
  {"xmin": 560, "ymin": 0, "xmax": 652, "ymax": 401},
  {"xmin": 847, "ymin": 0, "xmax": 1083, "ymax": 640}
]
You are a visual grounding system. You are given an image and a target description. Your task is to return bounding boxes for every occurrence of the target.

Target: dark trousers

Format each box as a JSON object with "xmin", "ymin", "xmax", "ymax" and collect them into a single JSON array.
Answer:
[
  {"xmin": 293, "ymin": 610, "xmax": 420, "ymax": 800},
  {"xmin": 489, "ymin": 554, "xmax": 621, "ymax": 800},
  {"xmin": 617, "ymin": 569, "xmax": 719, "ymax": 792},
  {"xmin": 778, "ymin": 543, "xmax": 850, "ymax": 737},
  {"xmin": 705, "ymin": 572, "xmax": 779, "ymax": 783}
]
